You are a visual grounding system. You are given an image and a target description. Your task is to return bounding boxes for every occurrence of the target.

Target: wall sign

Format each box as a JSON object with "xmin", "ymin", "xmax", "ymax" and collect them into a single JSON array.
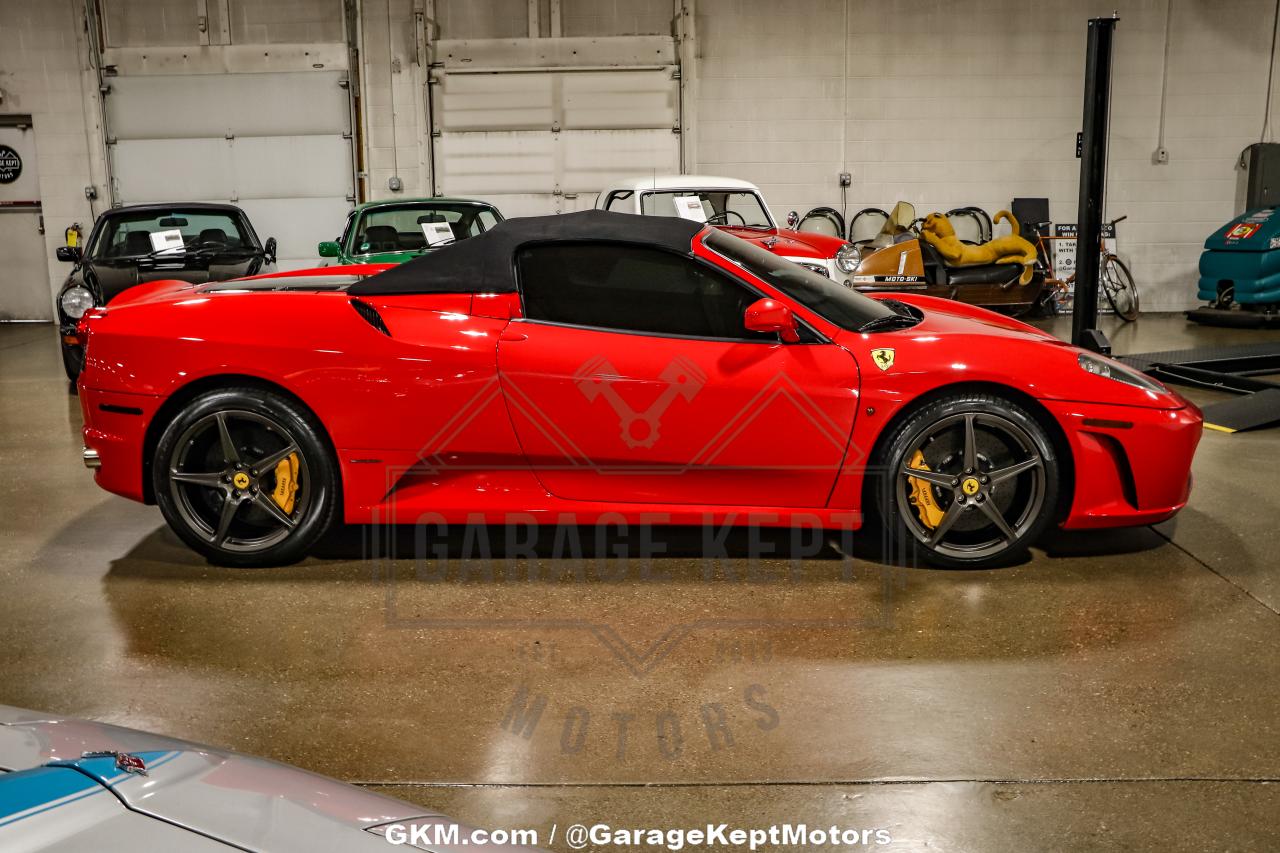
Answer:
[
  {"xmin": 0, "ymin": 145, "xmax": 22, "ymax": 185},
  {"xmin": 1052, "ymin": 222, "xmax": 1119, "ymax": 312}
]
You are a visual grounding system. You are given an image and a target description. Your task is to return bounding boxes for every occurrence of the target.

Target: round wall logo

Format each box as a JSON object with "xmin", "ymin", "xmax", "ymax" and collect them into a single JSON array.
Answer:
[{"xmin": 0, "ymin": 145, "xmax": 21, "ymax": 185}]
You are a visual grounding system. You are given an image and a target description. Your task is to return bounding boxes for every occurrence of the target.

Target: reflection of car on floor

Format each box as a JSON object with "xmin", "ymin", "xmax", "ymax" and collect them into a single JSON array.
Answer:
[
  {"xmin": 55, "ymin": 203, "xmax": 276, "ymax": 383},
  {"xmin": 596, "ymin": 175, "xmax": 860, "ymax": 284},
  {"xmin": 845, "ymin": 202, "xmax": 1047, "ymax": 315},
  {"xmin": 0, "ymin": 704, "xmax": 543, "ymax": 852},
  {"xmin": 76, "ymin": 210, "xmax": 1201, "ymax": 569},
  {"xmin": 318, "ymin": 197, "xmax": 503, "ymax": 266}
]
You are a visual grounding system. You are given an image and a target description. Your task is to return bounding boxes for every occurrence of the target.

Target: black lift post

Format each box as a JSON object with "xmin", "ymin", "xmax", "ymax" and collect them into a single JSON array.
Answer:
[{"xmin": 1073, "ymin": 15, "xmax": 1119, "ymax": 354}]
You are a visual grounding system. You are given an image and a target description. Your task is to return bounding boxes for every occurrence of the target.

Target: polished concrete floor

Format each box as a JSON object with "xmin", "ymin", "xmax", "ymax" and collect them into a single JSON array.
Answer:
[{"xmin": 2, "ymin": 316, "xmax": 1279, "ymax": 851}]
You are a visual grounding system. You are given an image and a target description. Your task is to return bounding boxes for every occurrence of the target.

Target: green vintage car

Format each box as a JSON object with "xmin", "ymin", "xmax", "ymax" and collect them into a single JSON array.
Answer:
[{"xmin": 317, "ymin": 197, "xmax": 504, "ymax": 265}]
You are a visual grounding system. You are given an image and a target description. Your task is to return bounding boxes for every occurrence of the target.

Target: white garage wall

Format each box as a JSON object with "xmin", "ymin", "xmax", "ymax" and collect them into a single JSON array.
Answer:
[
  {"xmin": 694, "ymin": 0, "xmax": 1280, "ymax": 311},
  {"xmin": 0, "ymin": 0, "xmax": 108, "ymax": 313}
]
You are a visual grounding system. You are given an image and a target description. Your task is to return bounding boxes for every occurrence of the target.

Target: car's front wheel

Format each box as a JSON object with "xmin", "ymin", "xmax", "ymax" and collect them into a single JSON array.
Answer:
[
  {"xmin": 152, "ymin": 388, "xmax": 338, "ymax": 567},
  {"xmin": 873, "ymin": 392, "xmax": 1060, "ymax": 568}
]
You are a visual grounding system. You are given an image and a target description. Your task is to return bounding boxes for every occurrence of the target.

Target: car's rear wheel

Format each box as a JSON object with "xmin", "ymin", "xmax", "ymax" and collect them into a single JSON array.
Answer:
[
  {"xmin": 152, "ymin": 388, "xmax": 337, "ymax": 567},
  {"xmin": 873, "ymin": 392, "xmax": 1060, "ymax": 568}
]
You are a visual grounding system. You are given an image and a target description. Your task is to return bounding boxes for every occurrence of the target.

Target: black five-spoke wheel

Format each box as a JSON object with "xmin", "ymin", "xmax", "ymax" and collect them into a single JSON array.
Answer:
[
  {"xmin": 153, "ymin": 388, "xmax": 338, "ymax": 566},
  {"xmin": 875, "ymin": 392, "xmax": 1060, "ymax": 568}
]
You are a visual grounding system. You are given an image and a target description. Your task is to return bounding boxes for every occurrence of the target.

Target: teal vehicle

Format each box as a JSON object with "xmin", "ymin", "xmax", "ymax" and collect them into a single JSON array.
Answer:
[
  {"xmin": 318, "ymin": 198, "xmax": 503, "ymax": 265},
  {"xmin": 1191, "ymin": 206, "xmax": 1280, "ymax": 326}
]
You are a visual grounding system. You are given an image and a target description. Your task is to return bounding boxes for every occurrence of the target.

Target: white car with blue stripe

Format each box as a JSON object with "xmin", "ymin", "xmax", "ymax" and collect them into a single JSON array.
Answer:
[{"xmin": 0, "ymin": 705, "xmax": 544, "ymax": 852}]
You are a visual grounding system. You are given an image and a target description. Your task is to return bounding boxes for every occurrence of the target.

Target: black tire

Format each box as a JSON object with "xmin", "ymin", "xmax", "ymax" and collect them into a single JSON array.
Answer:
[
  {"xmin": 61, "ymin": 342, "xmax": 83, "ymax": 384},
  {"xmin": 152, "ymin": 387, "xmax": 338, "ymax": 567},
  {"xmin": 1102, "ymin": 255, "xmax": 1139, "ymax": 321},
  {"xmin": 872, "ymin": 392, "xmax": 1060, "ymax": 568}
]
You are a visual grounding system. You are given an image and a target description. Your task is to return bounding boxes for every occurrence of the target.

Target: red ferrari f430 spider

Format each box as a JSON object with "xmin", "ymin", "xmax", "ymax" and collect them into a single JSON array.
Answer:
[{"xmin": 76, "ymin": 211, "xmax": 1201, "ymax": 568}]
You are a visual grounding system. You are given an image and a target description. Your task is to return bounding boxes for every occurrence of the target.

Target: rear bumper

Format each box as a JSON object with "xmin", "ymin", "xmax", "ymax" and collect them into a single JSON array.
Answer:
[
  {"xmin": 79, "ymin": 386, "xmax": 162, "ymax": 503},
  {"xmin": 1045, "ymin": 399, "xmax": 1203, "ymax": 530}
]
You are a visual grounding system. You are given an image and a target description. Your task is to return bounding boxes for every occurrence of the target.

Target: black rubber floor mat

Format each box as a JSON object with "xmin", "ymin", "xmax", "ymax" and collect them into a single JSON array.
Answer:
[{"xmin": 1200, "ymin": 388, "xmax": 1280, "ymax": 433}]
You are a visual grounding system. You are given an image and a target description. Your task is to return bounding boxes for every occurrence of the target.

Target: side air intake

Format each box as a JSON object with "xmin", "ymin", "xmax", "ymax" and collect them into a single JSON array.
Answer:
[{"xmin": 351, "ymin": 299, "xmax": 391, "ymax": 336}]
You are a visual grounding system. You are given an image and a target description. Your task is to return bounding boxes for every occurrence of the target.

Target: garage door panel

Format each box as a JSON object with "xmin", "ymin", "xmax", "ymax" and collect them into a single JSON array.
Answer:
[
  {"xmin": 431, "ymin": 37, "xmax": 679, "ymax": 217},
  {"xmin": 438, "ymin": 75, "xmax": 553, "ymax": 132},
  {"xmin": 113, "ymin": 136, "xmax": 351, "ymax": 202},
  {"xmin": 472, "ymin": 193, "xmax": 579, "ymax": 219},
  {"xmin": 107, "ymin": 72, "xmax": 349, "ymax": 139},
  {"xmin": 561, "ymin": 71, "xmax": 676, "ymax": 128},
  {"xmin": 113, "ymin": 138, "xmax": 234, "ymax": 200},
  {"xmin": 235, "ymin": 197, "xmax": 352, "ymax": 269},
  {"xmin": 231, "ymin": 136, "xmax": 353, "ymax": 198},
  {"xmin": 435, "ymin": 132, "xmax": 557, "ymax": 194},
  {"xmin": 561, "ymin": 130, "xmax": 679, "ymax": 192},
  {"xmin": 436, "ymin": 69, "xmax": 675, "ymax": 133}
]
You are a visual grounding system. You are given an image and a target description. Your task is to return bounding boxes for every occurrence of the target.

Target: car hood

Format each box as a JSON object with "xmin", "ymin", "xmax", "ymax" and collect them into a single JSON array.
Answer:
[
  {"xmin": 718, "ymin": 225, "xmax": 847, "ymax": 259},
  {"xmin": 0, "ymin": 705, "xmax": 544, "ymax": 852},
  {"xmin": 84, "ymin": 256, "xmax": 264, "ymax": 304},
  {"xmin": 845, "ymin": 294, "xmax": 1190, "ymax": 410}
]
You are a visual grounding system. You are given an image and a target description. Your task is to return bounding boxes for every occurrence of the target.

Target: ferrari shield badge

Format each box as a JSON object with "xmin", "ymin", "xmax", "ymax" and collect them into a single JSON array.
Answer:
[{"xmin": 871, "ymin": 348, "xmax": 895, "ymax": 371}]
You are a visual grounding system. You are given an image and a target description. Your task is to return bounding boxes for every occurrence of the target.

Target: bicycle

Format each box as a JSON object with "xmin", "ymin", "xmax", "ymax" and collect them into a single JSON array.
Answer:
[{"xmin": 1031, "ymin": 216, "xmax": 1139, "ymax": 322}]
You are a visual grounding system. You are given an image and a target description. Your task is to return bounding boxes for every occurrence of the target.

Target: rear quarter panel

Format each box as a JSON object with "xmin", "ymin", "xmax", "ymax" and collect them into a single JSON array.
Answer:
[{"xmin": 79, "ymin": 290, "xmax": 525, "ymax": 518}]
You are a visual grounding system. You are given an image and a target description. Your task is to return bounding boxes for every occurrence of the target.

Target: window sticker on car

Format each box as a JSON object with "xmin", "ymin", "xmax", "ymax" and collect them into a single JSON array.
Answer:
[
  {"xmin": 149, "ymin": 229, "xmax": 184, "ymax": 253},
  {"xmin": 421, "ymin": 221, "xmax": 456, "ymax": 246},
  {"xmin": 673, "ymin": 196, "xmax": 708, "ymax": 222}
]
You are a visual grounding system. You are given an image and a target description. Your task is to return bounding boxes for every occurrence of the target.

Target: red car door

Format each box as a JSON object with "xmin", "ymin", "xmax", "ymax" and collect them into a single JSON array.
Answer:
[{"xmin": 496, "ymin": 241, "xmax": 860, "ymax": 507}]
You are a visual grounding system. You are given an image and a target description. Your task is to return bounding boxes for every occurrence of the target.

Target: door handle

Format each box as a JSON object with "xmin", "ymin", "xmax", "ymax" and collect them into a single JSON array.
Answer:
[{"xmin": 499, "ymin": 328, "xmax": 527, "ymax": 342}]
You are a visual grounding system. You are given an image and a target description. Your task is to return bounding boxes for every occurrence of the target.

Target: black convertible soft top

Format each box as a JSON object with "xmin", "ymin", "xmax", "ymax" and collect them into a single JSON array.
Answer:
[{"xmin": 347, "ymin": 209, "xmax": 703, "ymax": 296}]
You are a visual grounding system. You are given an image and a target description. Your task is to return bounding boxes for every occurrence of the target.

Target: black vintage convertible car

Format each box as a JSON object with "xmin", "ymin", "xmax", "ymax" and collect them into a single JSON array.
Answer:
[{"xmin": 56, "ymin": 203, "xmax": 276, "ymax": 382}]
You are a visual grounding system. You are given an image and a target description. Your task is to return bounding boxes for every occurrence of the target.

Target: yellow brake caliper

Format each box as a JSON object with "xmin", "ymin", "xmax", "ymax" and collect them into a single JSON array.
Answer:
[
  {"xmin": 271, "ymin": 452, "xmax": 300, "ymax": 515},
  {"xmin": 906, "ymin": 450, "xmax": 945, "ymax": 529}
]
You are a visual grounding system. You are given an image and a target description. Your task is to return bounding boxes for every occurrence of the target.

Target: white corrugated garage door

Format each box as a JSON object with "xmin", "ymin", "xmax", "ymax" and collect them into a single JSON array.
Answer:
[
  {"xmin": 429, "ymin": 37, "xmax": 680, "ymax": 217},
  {"xmin": 105, "ymin": 71, "xmax": 354, "ymax": 268}
]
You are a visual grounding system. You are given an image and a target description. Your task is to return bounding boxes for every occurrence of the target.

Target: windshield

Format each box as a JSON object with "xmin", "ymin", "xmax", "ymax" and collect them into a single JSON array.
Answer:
[
  {"xmin": 703, "ymin": 229, "xmax": 897, "ymax": 330},
  {"xmin": 641, "ymin": 190, "xmax": 773, "ymax": 228},
  {"xmin": 88, "ymin": 210, "xmax": 255, "ymax": 260},
  {"xmin": 348, "ymin": 203, "xmax": 500, "ymax": 256}
]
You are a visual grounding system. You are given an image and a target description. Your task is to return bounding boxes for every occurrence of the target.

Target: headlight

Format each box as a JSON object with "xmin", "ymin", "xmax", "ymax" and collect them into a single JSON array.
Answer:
[
  {"xmin": 1077, "ymin": 353, "xmax": 1168, "ymax": 394},
  {"xmin": 836, "ymin": 243, "xmax": 859, "ymax": 273},
  {"xmin": 60, "ymin": 286, "xmax": 95, "ymax": 319}
]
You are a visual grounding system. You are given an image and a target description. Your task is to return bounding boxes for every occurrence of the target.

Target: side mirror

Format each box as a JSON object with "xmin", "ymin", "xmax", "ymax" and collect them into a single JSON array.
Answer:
[
  {"xmin": 786, "ymin": 210, "xmax": 800, "ymax": 229},
  {"xmin": 744, "ymin": 298, "xmax": 800, "ymax": 343},
  {"xmin": 317, "ymin": 240, "xmax": 340, "ymax": 258},
  {"xmin": 56, "ymin": 246, "xmax": 81, "ymax": 263},
  {"xmin": 264, "ymin": 237, "xmax": 278, "ymax": 263}
]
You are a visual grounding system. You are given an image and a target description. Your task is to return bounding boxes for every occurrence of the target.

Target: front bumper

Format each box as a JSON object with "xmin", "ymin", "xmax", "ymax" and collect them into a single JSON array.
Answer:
[
  {"xmin": 1044, "ymin": 399, "xmax": 1203, "ymax": 530},
  {"xmin": 79, "ymin": 386, "xmax": 163, "ymax": 503}
]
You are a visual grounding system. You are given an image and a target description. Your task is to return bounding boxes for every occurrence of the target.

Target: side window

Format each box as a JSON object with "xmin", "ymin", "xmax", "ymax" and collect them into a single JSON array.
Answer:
[
  {"xmin": 517, "ymin": 242, "xmax": 773, "ymax": 340},
  {"xmin": 477, "ymin": 209, "xmax": 499, "ymax": 231},
  {"xmin": 604, "ymin": 191, "xmax": 634, "ymax": 212}
]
